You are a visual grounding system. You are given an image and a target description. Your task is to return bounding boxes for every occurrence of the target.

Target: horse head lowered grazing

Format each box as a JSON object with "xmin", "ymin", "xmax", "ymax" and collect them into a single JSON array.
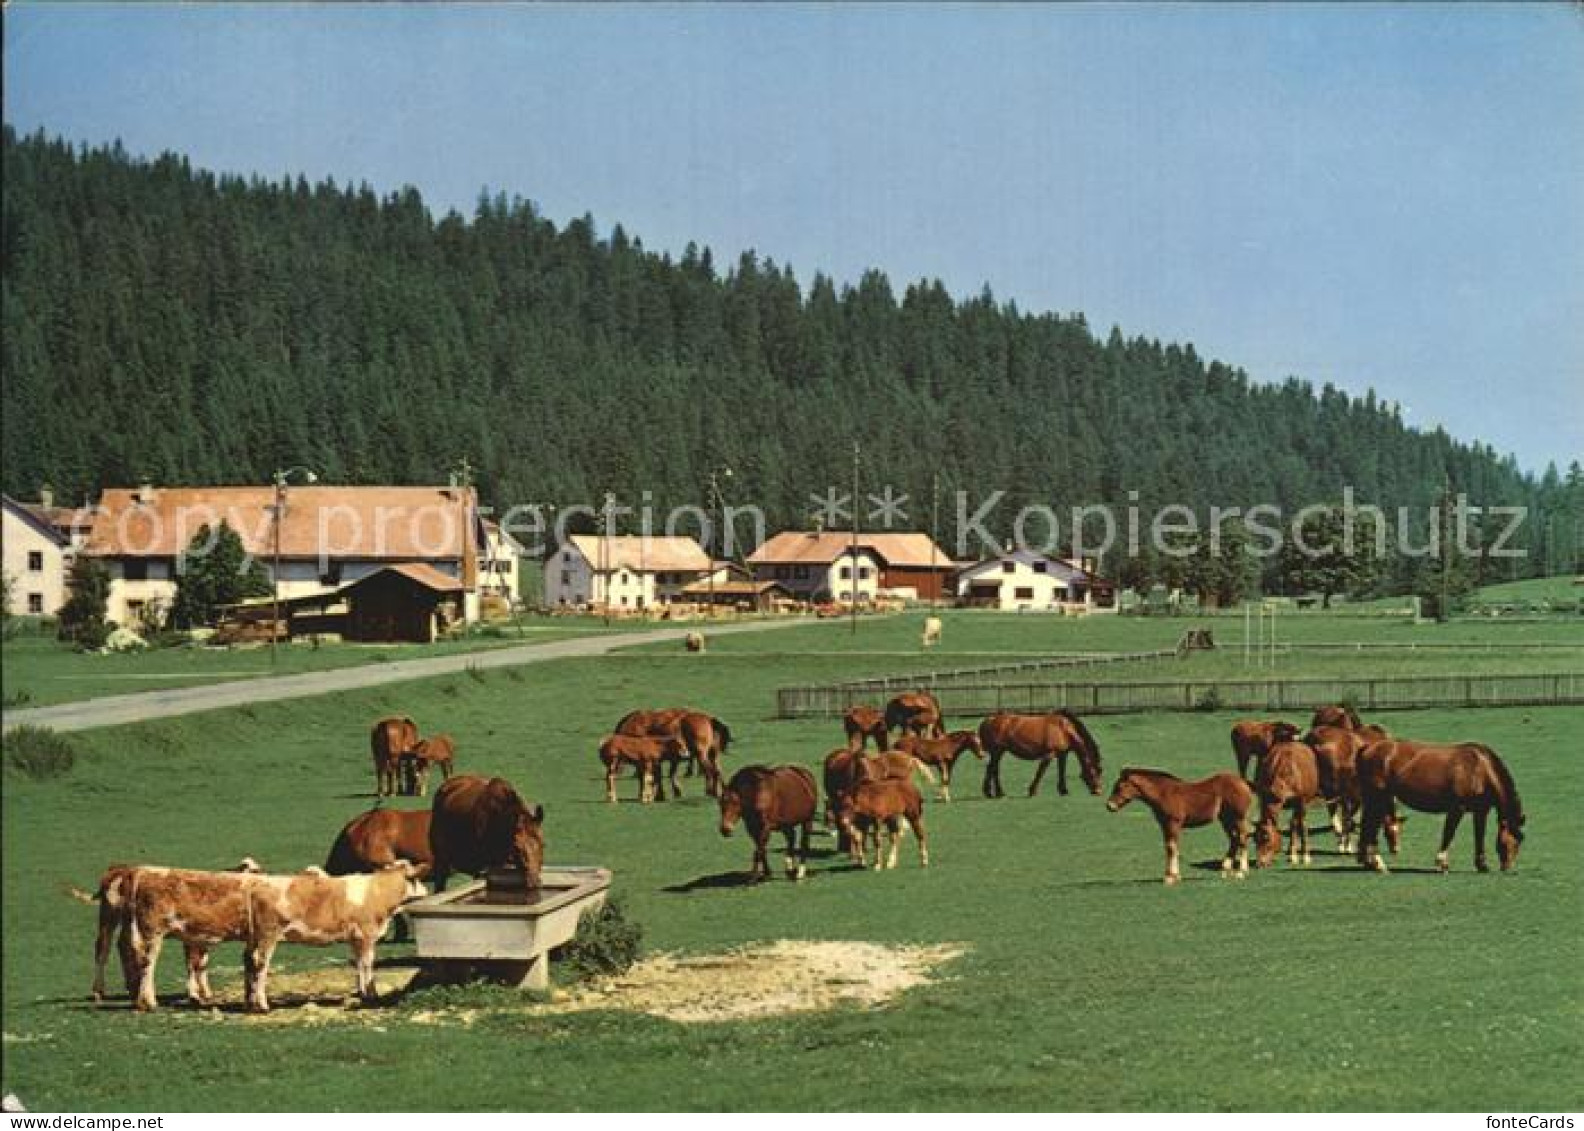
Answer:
[
  {"xmin": 1354, "ymin": 740, "xmax": 1524, "ymax": 873},
  {"xmin": 429, "ymin": 775, "xmax": 545, "ymax": 892},
  {"xmin": 978, "ymin": 711, "xmax": 1103, "ymax": 798}
]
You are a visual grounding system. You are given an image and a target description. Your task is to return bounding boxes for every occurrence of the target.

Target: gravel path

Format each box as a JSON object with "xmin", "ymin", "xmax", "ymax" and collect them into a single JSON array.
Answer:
[{"xmin": 1, "ymin": 619, "xmax": 805, "ymax": 734}]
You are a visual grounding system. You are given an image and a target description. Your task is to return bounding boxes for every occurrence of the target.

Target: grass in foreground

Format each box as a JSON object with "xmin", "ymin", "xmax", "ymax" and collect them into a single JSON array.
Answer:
[{"xmin": 2, "ymin": 612, "xmax": 1580, "ymax": 1111}]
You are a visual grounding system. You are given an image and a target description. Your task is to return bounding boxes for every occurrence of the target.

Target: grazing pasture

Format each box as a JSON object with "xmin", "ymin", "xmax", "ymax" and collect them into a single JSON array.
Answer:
[{"xmin": 2, "ymin": 612, "xmax": 1580, "ymax": 1110}]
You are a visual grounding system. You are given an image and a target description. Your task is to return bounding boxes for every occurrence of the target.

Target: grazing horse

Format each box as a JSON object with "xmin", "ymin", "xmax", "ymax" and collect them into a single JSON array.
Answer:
[
  {"xmin": 399, "ymin": 734, "xmax": 456, "ymax": 798},
  {"xmin": 885, "ymin": 692, "xmax": 945, "ymax": 739},
  {"xmin": 599, "ymin": 734, "xmax": 688, "ymax": 804},
  {"xmin": 615, "ymin": 707, "xmax": 733, "ymax": 797},
  {"xmin": 718, "ymin": 765, "xmax": 818, "ymax": 882},
  {"xmin": 429, "ymin": 775, "xmax": 545, "ymax": 892},
  {"xmin": 1305, "ymin": 725, "xmax": 1369, "ymax": 851},
  {"xmin": 370, "ymin": 716, "xmax": 419, "ymax": 798},
  {"xmin": 822, "ymin": 747, "xmax": 865, "ymax": 851},
  {"xmin": 979, "ymin": 711, "xmax": 1103, "ymax": 798},
  {"xmin": 1310, "ymin": 704, "xmax": 1363, "ymax": 731},
  {"xmin": 1106, "ymin": 769, "xmax": 1253, "ymax": 884},
  {"xmin": 1354, "ymin": 740, "xmax": 1524, "ymax": 873},
  {"xmin": 1229, "ymin": 720, "xmax": 1300, "ymax": 780},
  {"xmin": 835, "ymin": 778, "xmax": 929, "ymax": 871},
  {"xmin": 1254, "ymin": 741, "xmax": 1323, "ymax": 867},
  {"xmin": 842, "ymin": 705, "xmax": 891, "ymax": 752},
  {"xmin": 894, "ymin": 731, "xmax": 984, "ymax": 801}
]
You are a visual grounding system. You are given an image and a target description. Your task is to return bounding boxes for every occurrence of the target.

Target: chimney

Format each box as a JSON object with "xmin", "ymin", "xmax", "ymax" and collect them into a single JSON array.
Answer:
[
  {"xmin": 38, "ymin": 485, "xmax": 53, "ymax": 510},
  {"xmin": 135, "ymin": 480, "xmax": 156, "ymax": 505}
]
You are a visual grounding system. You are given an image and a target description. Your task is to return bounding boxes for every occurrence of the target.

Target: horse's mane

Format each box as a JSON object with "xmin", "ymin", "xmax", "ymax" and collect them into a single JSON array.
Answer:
[
  {"xmin": 1119, "ymin": 766, "xmax": 1180, "ymax": 782},
  {"xmin": 1473, "ymin": 744, "xmax": 1525, "ymax": 836},
  {"xmin": 1059, "ymin": 710, "xmax": 1103, "ymax": 769}
]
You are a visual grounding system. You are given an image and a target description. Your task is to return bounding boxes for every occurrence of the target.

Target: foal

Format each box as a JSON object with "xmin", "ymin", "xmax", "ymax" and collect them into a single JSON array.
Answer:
[
  {"xmin": 894, "ymin": 730, "xmax": 984, "ymax": 801},
  {"xmin": 1106, "ymin": 768, "xmax": 1253, "ymax": 885}
]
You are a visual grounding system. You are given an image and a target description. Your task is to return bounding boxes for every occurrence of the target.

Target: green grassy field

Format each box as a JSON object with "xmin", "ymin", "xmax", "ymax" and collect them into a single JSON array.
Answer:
[
  {"xmin": 3, "ymin": 612, "xmax": 1581, "ymax": 1111},
  {"xmin": 0, "ymin": 616, "xmax": 648, "ymax": 708}
]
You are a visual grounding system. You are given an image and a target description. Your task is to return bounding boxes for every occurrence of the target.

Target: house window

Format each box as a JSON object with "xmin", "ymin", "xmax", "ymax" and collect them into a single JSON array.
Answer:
[
  {"xmin": 319, "ymin": 563, "xmax": 344, "ymax": 587},
  {"xmin": 27, "ymin": 594, "xmax": 43, "ymax": 614},
  {"xmin": 1002, "ymin": 561, "xmax": 1016, "ymax": 573},
  {"xmin": 858, "ymin": 567, "xmax": 872, "ymax": 580},
  {"xmin": 563, "ymin": 551, "xmax": 571, "ymax": 563},
  {"xmin": 127, "ymin": 599, "xmax": 146, "ymax": 617},
  {"xmin": 560, "ymin": 571, "xmax": 570, "ymax": 585},
  {"xmin": 1015, "ymin": 587, "xmax": 1035, "ymax": 601},
  {"xmin": 1033, "ymin": 561, "xmax": 1048, "ymax": 574},
  {"xmin": 123, "ymin": 560, "xmax": 148, "ymax": 581},
  {"xmin": 839, "ymin": 566, "xmax": 852, "ymax": 580},
  {"xmin": 794, "ymin": 565, "xmax": 809, "ymax": 580},
  {"xmin": 27, "ymin": 551, "xmax": 43, "ymax": 572}
]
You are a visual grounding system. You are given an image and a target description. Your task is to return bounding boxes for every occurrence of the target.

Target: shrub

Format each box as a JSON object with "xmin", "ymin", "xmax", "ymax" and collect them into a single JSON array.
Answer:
[
  {"xmin": 4, "ymin": 725, "xmax": 76, "ymax": 780},
  {"xmin": 1195, "ymin": 686, "xmax": 1225, "ymax": 712},
  {"xmin": 558, "ymin": 898, "xmax": 642, "ymax": 982}
]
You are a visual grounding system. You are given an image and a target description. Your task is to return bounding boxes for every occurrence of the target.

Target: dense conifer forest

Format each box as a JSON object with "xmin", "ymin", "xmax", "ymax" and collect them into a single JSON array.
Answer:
[{"xmin": 4, "ymin": 128, "xmax": 1579, "ymax": 583}]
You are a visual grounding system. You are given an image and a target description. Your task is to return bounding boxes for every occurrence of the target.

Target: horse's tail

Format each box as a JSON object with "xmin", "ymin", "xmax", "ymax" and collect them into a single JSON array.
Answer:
[
  {"xmin": 65, "ymin": 882, "xmax": 100, "ymax": 905},
  {"xmin": 711, "ymin": 717, "xmax": 733, "ymax": 755},
  {"xmin": 1474, "ymin": 744, "xmax": 1525, "ymax": 837},
  {"xmin": 1061, "ymin": 710, "xmax": 1102, "ymax": 771},
  {"xmin": 909, "ymin": 756, "xmax": 938, "ymax": 787}
]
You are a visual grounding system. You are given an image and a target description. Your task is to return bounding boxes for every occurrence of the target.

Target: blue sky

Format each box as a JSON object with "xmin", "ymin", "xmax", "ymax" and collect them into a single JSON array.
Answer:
[{"xmin": 6, "ymin": 3, "xmax": 1581, "ymax": 472}]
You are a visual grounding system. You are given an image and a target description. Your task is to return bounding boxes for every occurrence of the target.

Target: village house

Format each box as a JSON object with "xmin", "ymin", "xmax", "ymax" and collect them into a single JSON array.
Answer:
[
  {"xmin": 2, "ymin": 492, "xmax": 87, "ymax": 617},
  {"xmin": 954, "ymin": 550, "xmax": 1118, "ymax": 612},
  {"xmin": 543, "ymin": 534, "xmax": 714, "ymax": 609},
  {"xmin": 746, "ymin": 531, "xmax": 956, "ymax": 603},
  {"xmin": 81, "ymin": 484, "xmax": 488, "ymax": 629},
  {"xmin": 479, "ymin": 518, "xmax": 524, "ymax": 605}
]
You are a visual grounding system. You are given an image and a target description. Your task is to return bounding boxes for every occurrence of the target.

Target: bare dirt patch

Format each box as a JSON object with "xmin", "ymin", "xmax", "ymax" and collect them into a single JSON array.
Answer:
[
  {"xmin": 200, "ymin": 940, "xmax": 964, "ymax": 1027},
  {"xmin": 544, "ymin": 939, "xmax": 966, "ymax": 1024}
]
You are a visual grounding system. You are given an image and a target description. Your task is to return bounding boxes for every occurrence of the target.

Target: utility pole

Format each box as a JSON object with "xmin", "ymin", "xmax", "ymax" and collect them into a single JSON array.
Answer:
[
  {"xmin": 602, "ymin": 491, "xmax": 615, "ymax": 628},
  {"xmin": 851, "ymin": 439, "xmax": 860, "ymax": 636},
  {"xmin": 930, "ymin": 471, "xmax": 940, "ymax": 612},
  {"xmin": 269, "ymin": 466, "xmax": 317, "ymax": 666}
]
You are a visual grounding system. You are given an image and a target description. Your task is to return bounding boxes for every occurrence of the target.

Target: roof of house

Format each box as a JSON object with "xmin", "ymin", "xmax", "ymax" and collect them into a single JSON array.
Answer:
[
  {"xmin": 566, "ymin": 535, "xmax": 712, "ymax": 573},
  {"xmin": 957, "ymin": 550, "xmax": 1113, "ymax": 586},
  {"xmin": 678, "ymin": 578, "xmax": 792, "ymax": 597},
  {"xmin": 1, "ymin": 494, "xmax": 70, "ymax": 546},
  {"xmin": 747, "ymin": 531, "xmax": 954, "ymax": 569},
  {"xmin": 347, "ymin": 561, "xmax": 467, "ymax": 593},
  {"xmin": 82, "ymin": 486, "xmax": 477, "ymax": 560}
]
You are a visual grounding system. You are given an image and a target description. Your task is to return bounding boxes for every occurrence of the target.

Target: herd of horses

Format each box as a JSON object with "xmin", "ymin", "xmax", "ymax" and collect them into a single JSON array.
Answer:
[{"xmin": 591, "ymin": 692, "xmax": 1526, "ymax": 888}]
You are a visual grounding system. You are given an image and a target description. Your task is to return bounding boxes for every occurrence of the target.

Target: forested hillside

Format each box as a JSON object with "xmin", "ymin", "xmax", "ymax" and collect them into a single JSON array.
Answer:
[{"xmin": 3, "ymin": 128, "xmax": 1579, "ymax": 580}]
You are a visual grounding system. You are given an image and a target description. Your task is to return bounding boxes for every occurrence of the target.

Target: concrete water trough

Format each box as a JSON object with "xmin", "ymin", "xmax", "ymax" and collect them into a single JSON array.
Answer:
[{"xmin": 405, "ymin": 865, "xmax": 612, "ymax": 990}]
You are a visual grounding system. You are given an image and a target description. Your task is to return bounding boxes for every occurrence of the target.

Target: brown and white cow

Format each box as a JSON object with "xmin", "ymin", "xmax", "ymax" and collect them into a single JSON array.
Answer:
[{"xmin": 241, "ymin": 863, "xmax": 425, "ymax": 1012}]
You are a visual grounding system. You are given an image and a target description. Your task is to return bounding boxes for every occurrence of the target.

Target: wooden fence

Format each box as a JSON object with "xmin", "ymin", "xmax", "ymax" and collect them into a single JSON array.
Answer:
[{"xmin": 775, "ymin": 671, "xmax": 1584, "ymax": 719}]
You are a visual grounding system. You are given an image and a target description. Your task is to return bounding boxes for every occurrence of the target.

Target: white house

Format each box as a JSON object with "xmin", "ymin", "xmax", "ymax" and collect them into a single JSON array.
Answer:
[
  {"xmin": 479, "ymin": 519, "xmax": 524, "ymax": 605},
  {"xmin": 82, "ymin": 484, "xmax": 487, "ymax": 628},
  {"xmin": 543, "ymin": 535, "xmax": 713, "ymax": 610},
  {"xmin": 2, "ymin": 494, "xmax": 75, "ymax": 617},
  {"xmin": 955, "ymin": 551, "xmax": 1117, "ymax": 612},
  {"xmin": 746, "ymin": 531, "xmax": 954, "ymax": 603}
]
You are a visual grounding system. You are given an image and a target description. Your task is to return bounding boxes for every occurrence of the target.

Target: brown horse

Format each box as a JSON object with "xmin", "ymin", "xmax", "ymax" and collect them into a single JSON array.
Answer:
[
  {"xmin": 1305, "ymin": 724, "xmax": 1369, "ymax": 851},
  {"xmin": 821, "ymin": 747, "xmax": 864, "ymax": 851},
  {"xmin": 1254, "ymin": 741, "xmax": 1323, "ymax": 867},
  {"xmin": 843, "ymin": 705, "xmax": 891, "ymax": 752},
  {"xmin": 370, "ymin": 716, "xmax": 419, "ymax": 797},
  {"xmin": 1354, "ymin": 740, "xmax": 1524, "ymax": 873},
  {"xmin": 1106, "ymin": 768, "xmax": 1254, "ymax": 884},
  {"xmin": 1311, "ymin": 704, "xmax": 1363, "ymax": 731},
  {"xmin": 399, "ymin": 734, "xmax": 456, "ymax": 798},
  {"xmin": 615, "ymin": 708, "xmax": 733, "ymax": 797},
  {"xmin": 894, "ymin": 731, "xmax": 982, "ymax": 801},
  {"xmin": 719, "ymin": 765, "xmax": 819, "ymax": 882},
  {"xmin": 429, "ymin": 775, "xmax": 545, "ymax": 891},
  {"xmin": 978, "ymin": 711, "xmax": 1103, "ymax": 798},
  {"xmin": 835, "ymin": 778, "xmax": 929, "ymax": 870},
  {"xmin": 1230, "ymin": 720, "xmax": 1301, "ymax": 780},
  {"xmin": 855, "ymin": 750, "xmax": 938, "ymax": 791},
  {"xmin": 324, "ymin": 808, "xmax": 433, "ymax": 876},
  {"xmin": 885, "ymin": 692, "xmax": 944, "ymax": 739},
  {"xmin": 599, "ymin": 734, "xmax": 688, "ymax": 804}
]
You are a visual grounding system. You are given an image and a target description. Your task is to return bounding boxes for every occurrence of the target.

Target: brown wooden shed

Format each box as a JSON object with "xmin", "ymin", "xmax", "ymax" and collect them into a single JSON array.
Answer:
[{"xmin": 341, "ymin": 563, "xmax": 466, "ymax": 643}]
